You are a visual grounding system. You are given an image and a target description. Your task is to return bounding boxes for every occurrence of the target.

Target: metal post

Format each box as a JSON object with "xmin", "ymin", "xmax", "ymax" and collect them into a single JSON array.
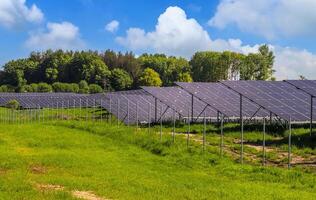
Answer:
[
  {"xmin": 136, "ymin": 101, "xmax": 138, "ymax": 130},
  {"xmin": 187, "ymin": 108, "xmax": 190, "ymax": 148},
  {"xmin": 73, "ymin": 99, "xmax": 76, "ymax": 120},
  {"xmin": 220, "ymin": 113, "xmax": 224, "ymax": 157},
  {"xmin": 86, "ymin": 99, "xmax": 88, "ymax": 122},
  {"xmin": 100, "ymin": 99, "xmax": 103, "ymax": 122},
  {"xmin": 148, "ymin": 103, "xmax": 151, "ymax": 134},
  {"xmin": 155, "ymin": 98, "xmax": 158, "ymax": 123},
  {"xmin": 240, "ymin": 94, "xmax": 244, "ymax": 164},
  {"xmin": 117, "ymin": 98, "xmax": 120, "ymax": 126},
  {"xmin": 57, "ymin": 102, "xmax": 59, "ymax": 120},
  {"xmin": 160, "ymin": 104, "xmax": 163, "ymax": 141},
  {"xmin": 79, "ymin": 98, "xmax": 82, "ymax": 121},
  {"xmin": 172, "ymin": 109, "xmax": 175, "ymax": 143},
  {"xmin": 203, "ymin": 112, "xmax": 206, "ymax": 152},
  {"xmin": 288, "ymin": 116, "xmax": 292, "ymax": 169},
  {"xmin": 191, "ymin": 94, "xmax": 194, "ymax": 122},
  {"xmin": 263, "ymin": 117, "xmax": 266, "ymax": 166},
  {"xmin": 109, "ymin": 98, "xmax": 112, "ymax": 125},
  {"xmin": 310, "ymin": 96, "xmax": 313, "ymax": 136},
  {"xmin": 127, "ymin": 100, "xmax": 129, "ymax": 127}
]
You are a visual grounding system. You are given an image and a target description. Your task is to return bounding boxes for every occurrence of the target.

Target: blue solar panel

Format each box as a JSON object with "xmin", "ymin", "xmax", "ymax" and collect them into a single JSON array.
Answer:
[
  {"xmin": 176, "ymin": 82, "xmax": 269, "ymax": 119},
  {"xmin": 285, "ymin": 80, "xmax": 316, "ymax": 97},
  {"xmin": 141, "ymin": 86, "xmax": 217, "ymax": 119},
  {"xmin": 221, "ymin": 81, "xmax": 313, "ymax": 122}
]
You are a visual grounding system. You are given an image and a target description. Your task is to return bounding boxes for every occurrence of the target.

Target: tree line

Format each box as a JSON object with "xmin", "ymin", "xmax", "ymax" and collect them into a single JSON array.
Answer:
[{"xmin": 0, "ymin": 45, "xmax": 274, "ymax": 93}]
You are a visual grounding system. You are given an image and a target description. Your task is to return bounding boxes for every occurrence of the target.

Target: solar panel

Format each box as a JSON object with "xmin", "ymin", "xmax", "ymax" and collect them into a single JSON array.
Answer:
[
  {"xmin": 176, "ymin": 82, "xmax": 269, "ymax": 119},
  {"xmin": 285, "ymin": 80, "xmax": 316, "ymax": 97},
  {"xmin": 221, "ymin": 81, "xmax": 313, "ymax": 122},
  {"xmin": 0, "ymin": 93, "xmax": 93, "ymax": 109},
  {"xmin": 94, "ymin": 90, "xmax": 174, "ymax": 124},
  {"xmin": 141, "ymin": 86, "xmax": 218, "ymax": 119}
]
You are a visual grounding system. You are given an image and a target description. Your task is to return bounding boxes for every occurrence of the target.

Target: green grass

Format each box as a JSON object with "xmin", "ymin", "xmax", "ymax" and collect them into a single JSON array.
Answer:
[{"xmin": 1, "ymin": 120, "xmax": 316, "ymax": 199}]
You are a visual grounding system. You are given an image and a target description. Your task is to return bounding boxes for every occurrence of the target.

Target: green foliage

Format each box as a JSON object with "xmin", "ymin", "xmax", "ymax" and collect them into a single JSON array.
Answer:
[
  {"xmin": 191, "ymin": 51, "xmax": 245, "ymax": 82},
  {"xmin": 88, "ymin": 84, "xmax": 103, "ymax": 93},
  {"xmin": 139, "ymin": 68, "xmax": 162, "ymax": 86},
  {"xmin": 78, "ymin": 80, "xmax": 89, "ymax": 94},
  {"xmin": 52, "ymin": 82, "xmax": 79, "ymax": 93},
  {"xmin": 110, "ymin": 68, "xmax": 133, "ymax": 91},
  {"xmin": 240, "ymin": 45, "xmax": 275, "ymax": 80},
  {"xmin": 178, "ymin": 72, "xmax": 193, "ymax": 82},
  {"xmin": 0, "ymin": 85, "xmax": 15, "ymax": 93},
  {"xmin": 37, "ymin": 82, "xmax": 52, "ymax": 93},
  {"xmin": 30, "ymin": 83, "xmax": 39, "ymax": 92},
  {"xmin": 139, "ymin": 54, "xmax": 190, "ymax": 86},
  {"xmin": 5, "ymin": 99, "xmax": 20, "ymax": 110},
  {"xmin": 69, "ymin": 51, "xmax": 111, "ymax": 85}
]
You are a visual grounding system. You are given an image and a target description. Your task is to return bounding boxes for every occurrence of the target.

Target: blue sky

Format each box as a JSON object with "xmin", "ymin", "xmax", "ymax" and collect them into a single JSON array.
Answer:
[{"xmin": 1, "ymin": 0, "xmax": 316, "ymax": 80}]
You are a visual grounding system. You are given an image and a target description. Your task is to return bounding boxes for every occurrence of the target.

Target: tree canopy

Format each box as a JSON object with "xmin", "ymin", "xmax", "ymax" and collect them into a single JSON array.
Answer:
[{"xmin": 0, "ymin": 45, "xmax": 275, "ymax": 93}]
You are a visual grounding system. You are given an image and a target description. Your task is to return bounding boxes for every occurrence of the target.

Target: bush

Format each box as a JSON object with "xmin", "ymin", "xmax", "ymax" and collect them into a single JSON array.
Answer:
[
  {"xmin": 139, "ymin": 68, "xmax": 162, "ymax": 86},
  {"xmin": 21, "ymin": 85, "xmax": 34, "ymax": 92},
  {"xmin": 30, "ymin": 83, "xmax": 39, "ymax": 92},
  {"xmin": 110, "ymin": 68, "xmax": 133, "ymax": 91},
  {"xmin": 78, "ymin": 80, "xmax": 89, "ymax": 94},
  {"xmin": 0, "ymin": 85, "xmax": 15, "ymax": 93},
  {"xmin": 70, "ymin": 83, "xmax": 79, "ymax": 93},
  {"xmin": 6, "ymin": 99, "xmax": 20, "ymax": 110},
  {"xmin": 37, "ymin": 82, "xmax": 52, "ymax": 93},
  {"xmin": 89, "ymin": 84, "xmax": 103, "ymax": 94}
]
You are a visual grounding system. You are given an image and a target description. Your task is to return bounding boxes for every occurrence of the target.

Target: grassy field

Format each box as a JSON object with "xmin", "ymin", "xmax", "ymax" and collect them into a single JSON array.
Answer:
[{"xmin": 1, "ymin": 120, "xmax": 316, "ymax": 200}]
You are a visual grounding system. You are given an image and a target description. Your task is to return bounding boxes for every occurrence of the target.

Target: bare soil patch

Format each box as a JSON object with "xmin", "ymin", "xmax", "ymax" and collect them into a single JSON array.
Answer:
[
  {"xmin": 72, "ymin": 190, "xmax": 109, "ymax": 200},
  {"xmin": 29, "ymin": 165, "xmax": 47, "ymax": 174}
]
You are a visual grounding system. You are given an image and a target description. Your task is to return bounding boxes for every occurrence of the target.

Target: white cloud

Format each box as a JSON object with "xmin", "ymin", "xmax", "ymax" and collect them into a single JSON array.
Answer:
[
  {"xmin": 0, "ymin": 0, "xmax": 43, "ymax": 29},
  {"xmin": 117, "ymin": 6, "xmax": 316, "ymax": 80},
  {"xmin": 116, "ymin": 6, "xmax": 213, "ymax": 58},
  {"xmin": 273, "ymin": 47, "xmax": 316, "ymax": 80},
  {"xmin": 25, "ymin": 21, "xmax": 85, "ymax": 51},
  {"xmin": 209, "ymin": 0, "xmax": 316, "ymax": 39},
  {"xmin": 105, "ymin": 20, "xmax": 119, "ymax": 33}
]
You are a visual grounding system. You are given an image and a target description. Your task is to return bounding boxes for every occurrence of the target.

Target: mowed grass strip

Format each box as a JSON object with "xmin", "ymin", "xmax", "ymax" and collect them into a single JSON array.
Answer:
[{"xmin": 0, "ymin": 122, "xmax": 316, "ymax": 199}]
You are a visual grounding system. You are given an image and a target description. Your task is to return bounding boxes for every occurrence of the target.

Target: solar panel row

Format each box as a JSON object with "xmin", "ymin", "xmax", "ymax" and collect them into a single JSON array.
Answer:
[{"xmin": 0, "ymin": 80, "xmax": 315, "ymax": 124}]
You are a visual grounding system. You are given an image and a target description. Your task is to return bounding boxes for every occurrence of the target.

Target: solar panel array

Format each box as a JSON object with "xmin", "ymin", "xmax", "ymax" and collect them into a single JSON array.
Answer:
[
  {"xmin": 285, "ymin": 80, "xmax": 316, "ymax": 97},
  {"xmin": 0, "ymin": 80, "xmax": 315, "ymax": 124},
  {"xmin": 0, "ymin": 93, "xmax": 93, "ymax": 109},
  {"xmin": 93, "ymin": 90, "xmax": 174, "ymax": 124},
  {"xmin": 141, "ymin": 86, "xmax": 217, "ymax": 119},
  {"xmin": 176, "ymin": 82, "xmax": 269, "ymax": 119},
  {"xmin": 221, "ymin": 81, "xmax": 314, "ymax": 122}
]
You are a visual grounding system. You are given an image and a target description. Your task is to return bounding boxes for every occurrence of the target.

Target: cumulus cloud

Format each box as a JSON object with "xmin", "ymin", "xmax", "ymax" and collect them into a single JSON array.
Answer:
[
  {"xmin": 25, "ymin": 21, "xmax": 85, "ymax": 51},
  {"xmin": 273, "ymin": 47, "xmax": 316, "ymax": 80},
  {"xmin": 105, "ymin": 20, "xmax": 119, "ymax": 33},
  {"xmin": 117, "ymin": 6, "xmax": 316, "ymax": 80},
  {"xmin": 0, "ymin": 0, "xmax": 43, "ymax": 29},
  {"xmin": 116, "ymin": 6, "xmax": 213, "ymax": 58},
  {"xmin": 209, "ymin": 0, "xmax": 316, "ymax": 39}
]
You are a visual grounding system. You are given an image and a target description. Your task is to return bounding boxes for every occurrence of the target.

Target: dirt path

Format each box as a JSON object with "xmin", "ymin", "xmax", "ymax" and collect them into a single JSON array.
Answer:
[
  {"xmin": 159, "ymin": 131, "xmax": 316, "ymax": 168},
  {"xmin": 36, "ymin": 183, "xmax": 110, "ymax": 200}
]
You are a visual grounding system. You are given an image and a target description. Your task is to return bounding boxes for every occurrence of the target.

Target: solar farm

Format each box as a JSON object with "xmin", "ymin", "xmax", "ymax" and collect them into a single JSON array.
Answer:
[{"xmin": 1, "ymin": 80, "xmax": 316, "ymax": 199}]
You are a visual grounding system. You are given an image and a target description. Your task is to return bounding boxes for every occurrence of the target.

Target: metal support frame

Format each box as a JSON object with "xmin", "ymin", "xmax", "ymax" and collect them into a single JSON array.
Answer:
[
  {"xmin": 154, "ymin": 98, "xmax": 158, "ymax": 123},
  {"xmin": 203, "ymin": 111, "xmax": 206, "ymax": 152},
  {"xmin": 187, "ymin": 107, "xmax": 190, "ymax": 148},
  {"xmin": 172, "ymin": 109, "xmax": 175, "ymax": 143},
  {"xmin": 220, "ymin": 112, "xmax": 224, "ymax": 157},
  {"xmin": 310, "ymin": 96, "xmax": 313, "ymax": 136},
  {"xmin": 194, "ymin": 104, "xmax": 209, "ymax": 122},
  {"xmin": 263, "ymin": 118, "xmax": 266, "ymax": 166},
  {"xmin": 191, "ymin": 94, "xmax": 194, "ymax": 122},
  {"xmin": 288, "ymin": 116, "xmax": 292, "ymax": 169},
  {"xmin": 148, "ymin": 102, "xmax": 151, "ymax": 133},
  {"xmin": 244, "ymin": 106, "xmax": 263, "ymax": 124},
  {"xmin": 240, "ymin": 94, "xmax": 244, "ymax": 164},
  {"xmin": 160, "ymin": 104, "xmax": 163, "ymax": 141}
]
